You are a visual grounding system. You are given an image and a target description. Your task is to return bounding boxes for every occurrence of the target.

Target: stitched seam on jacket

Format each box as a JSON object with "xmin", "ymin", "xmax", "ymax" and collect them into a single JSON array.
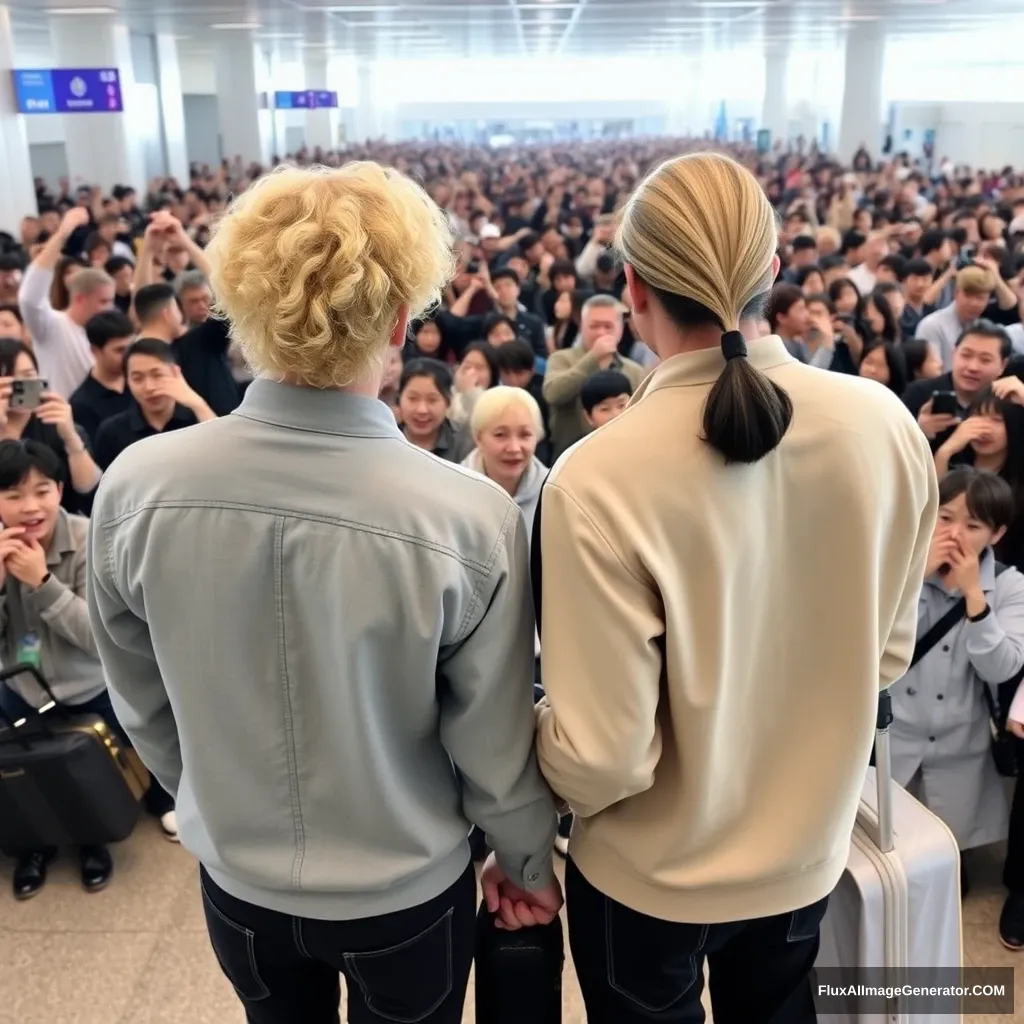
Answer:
[
  {"xmin": 275, "ymin": 517, "xmax": 306, "ymax": 890},
  {"xmin": 544, "ymin": 482, "xmax": 649, "ymax": 587},
  {"xmin": 451, "ymin": 501, "xmax": 518, "ymax": 644},
  {"xmin": 98, "ymin": 501, "xmax": 491, "ymax": 575}
]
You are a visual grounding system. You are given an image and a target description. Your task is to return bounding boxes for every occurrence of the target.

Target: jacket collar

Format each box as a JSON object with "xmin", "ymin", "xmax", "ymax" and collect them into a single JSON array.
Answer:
[
  {"xmin": 233, "ymin": 378, "xmax": 404, "ymax": 440},
  {"xmin": 629, "ymin": 335, "xmax": 795, "ymax": 405},
  {"xmin": 46, "ymin": 508, "xmax": 75, "ymax": 568}
]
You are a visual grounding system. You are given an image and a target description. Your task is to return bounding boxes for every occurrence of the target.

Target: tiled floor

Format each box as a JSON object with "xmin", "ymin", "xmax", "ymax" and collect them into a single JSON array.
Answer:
[{"xmin": 0, "ymin": 822, "xmax": 1019, "ymax": 1023}]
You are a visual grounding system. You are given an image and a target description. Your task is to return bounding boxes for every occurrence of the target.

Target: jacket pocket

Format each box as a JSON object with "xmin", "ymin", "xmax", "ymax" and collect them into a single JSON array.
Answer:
[
  {"xmin": 344, "ymin": 908, "xmax": 454, "ymax": 1023},
  {"xmin": 606, "ymin": 898, "xmax": 706, "ymax": 1014},
  {"xmin": 200, "ymin": 874, "xmax": 270, "ymax": 1002}
]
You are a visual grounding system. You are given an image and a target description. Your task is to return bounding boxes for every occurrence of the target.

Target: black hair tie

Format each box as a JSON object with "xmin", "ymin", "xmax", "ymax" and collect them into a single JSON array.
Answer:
[{"xmin": 721, "ymin": 330, "xmax": 747, "ymax": 361}]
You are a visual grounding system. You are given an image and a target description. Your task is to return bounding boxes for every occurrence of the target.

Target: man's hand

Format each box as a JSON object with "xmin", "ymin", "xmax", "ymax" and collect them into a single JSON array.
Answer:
[
  {"xmin": 0, "ymin": 527, "xmax": 26, "ymax": 587},
  {"xmin": 590, "ymin": 332, "xmax": 620, "ymax": 363},
  {"xmin": 35, "ymin": 393, "xmax": 78, "ymax": 446},
  {"xmin": 153, "ymin": 368, "xmax": 200, "ymax": 409},
  {"xmin": 480, "ymin": 853, "xmax": 564, "ymax": 932},
  {"xmin": 918, "ymin": 398, "xmax": 959, "ymax": 441},
  {"xmin": 59, "ymin": 206, "xmax": 90, "ymax": 238},
  {"xmin": 4, "ymin": 536, "xmax": 48, "ymax": 589}
]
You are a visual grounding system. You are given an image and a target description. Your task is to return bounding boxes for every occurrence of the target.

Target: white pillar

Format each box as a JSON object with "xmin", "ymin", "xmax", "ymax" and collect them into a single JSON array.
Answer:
[
  {"xmin": 837, "ymin": 23, "xmax": 885, "ymax": 164},
  {"xmin": 48, "ymin": 13, "xmax": 143, "ymax": 192},
  {"xmin": 762, "ymin": 49, "xmax": 788, "ymax": 147},
  {"xmin": 0, "ymin": 6, "xmax": 35, "ymax": 233},
  {"xmin": 665, "ymin": 56, "xmax": 701, "ymax": 137},
  {"xmin": 155, "ymin": 33, "xmax": 188, "ymax": 183},
  {"xmin": 305, "ymin": 53, "xmax": 339, "ymax": 153},
  {"xmin": 214, "ymin": 31, "xmax": 270, "ymax": 166}
]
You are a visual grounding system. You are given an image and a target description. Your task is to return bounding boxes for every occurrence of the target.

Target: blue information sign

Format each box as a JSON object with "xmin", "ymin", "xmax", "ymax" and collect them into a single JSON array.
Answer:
[
  {"xmin": 12, "ymin": 68, "xmax": 123, "ymax": 114},
  {"xmin": 274, "ymin": 90, "xmax": 338, "ymax": 110}
]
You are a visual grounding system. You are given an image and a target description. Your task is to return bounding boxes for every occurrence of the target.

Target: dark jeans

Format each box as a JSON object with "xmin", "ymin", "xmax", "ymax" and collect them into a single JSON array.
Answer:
[
  {"xmin": 200, "ymin": 862, "xmax": 477, "ymax": 1024},
  {"xmin": 566, "ymin": 857, "xmax": 828, "ymax": 1024},
  {"xmin": 0, "ymin": 683, "xmax": 174, "ymax": 818},
  {"xmin": 1005, "ymin": 737, "xmax": 1024, "ymax": 894}
]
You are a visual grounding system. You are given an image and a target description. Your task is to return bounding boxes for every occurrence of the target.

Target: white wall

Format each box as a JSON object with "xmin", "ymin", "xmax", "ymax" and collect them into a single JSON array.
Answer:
[
  {"xmin": 890, "ymin": 101, "xmax": 1024, "ymax": 169},
  {"xmin": 177, "ymin": 48, "xmax": 216, "ymax": 95}
]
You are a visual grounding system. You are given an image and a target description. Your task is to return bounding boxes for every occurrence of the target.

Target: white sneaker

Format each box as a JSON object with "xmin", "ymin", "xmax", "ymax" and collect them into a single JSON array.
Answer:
[
  {"xmin": 554, "ymin": 833, "xmax": 569, "ymax": 858},
  {"xmin": 159, "ymin": 811, "xmax": 180, "ymax": 843}
]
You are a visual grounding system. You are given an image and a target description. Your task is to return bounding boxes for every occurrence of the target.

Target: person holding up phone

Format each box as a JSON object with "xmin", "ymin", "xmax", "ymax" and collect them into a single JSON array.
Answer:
[
  {"xmin": 904, "ymin": 321, "xmax": 1012, "ymax": 451},
  {"xmin": 0, "ymin": 338, "xmax": 101, "ymax": 516}
]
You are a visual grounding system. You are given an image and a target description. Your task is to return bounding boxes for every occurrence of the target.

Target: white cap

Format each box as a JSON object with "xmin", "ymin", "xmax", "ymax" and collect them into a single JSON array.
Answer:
[{"xmin": 479, "ymin": 223, "xmax": 501, "ymax": 240}]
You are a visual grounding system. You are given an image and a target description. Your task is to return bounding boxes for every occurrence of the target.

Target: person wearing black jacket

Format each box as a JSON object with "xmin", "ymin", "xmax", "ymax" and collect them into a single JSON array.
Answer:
[{"xmin": 903, "ymin": 322, "xmax": 1011, "ymax": 451}]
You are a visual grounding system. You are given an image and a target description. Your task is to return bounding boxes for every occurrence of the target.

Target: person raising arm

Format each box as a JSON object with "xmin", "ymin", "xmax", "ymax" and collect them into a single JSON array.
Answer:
[{"xmin": 18, "ymin": 207, "xmax": 116, "ymax": 397}]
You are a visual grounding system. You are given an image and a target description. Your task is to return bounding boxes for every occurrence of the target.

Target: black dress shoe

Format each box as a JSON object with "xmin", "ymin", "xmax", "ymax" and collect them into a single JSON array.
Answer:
[
  {"xmin": 13, "ymin": 848, "xmax": 57, "ymax": 901},
  {"xmin": 999, "ymin": 892, "xmax": 1024, "ymax": 951},
  {"xmin": 79, "ymin": 844, "xmax": 113, "ymax": 893}
]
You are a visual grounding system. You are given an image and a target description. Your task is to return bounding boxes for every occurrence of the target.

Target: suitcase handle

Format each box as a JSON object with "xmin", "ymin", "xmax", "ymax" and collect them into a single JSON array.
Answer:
[
  {"xmin": 874, "ymin": 689, "xmax": 895, "ymax": 854},
  {"xmin": 0, "ymin": 663, "xmax": 69, "ymax": 719},
  {"xmin": 0, "ymin": 700, "xmax": 36, "ymax": 749}
]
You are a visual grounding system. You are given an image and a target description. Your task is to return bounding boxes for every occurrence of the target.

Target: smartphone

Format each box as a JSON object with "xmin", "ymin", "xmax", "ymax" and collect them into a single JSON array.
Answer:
[
  {"xmin": 956, "ymin": 244, "xmax": 976, "ymax": 270},
  {"xmin": 931, "ymin": 391, "xmax": 959, "ymax": 416},
  {"xmin": 466, "ymin": 259, "xmax": 480, "ymax": 274},
  {"xmin": 9, "ymin": 378, "xmax": 49, "ymax": 411}
]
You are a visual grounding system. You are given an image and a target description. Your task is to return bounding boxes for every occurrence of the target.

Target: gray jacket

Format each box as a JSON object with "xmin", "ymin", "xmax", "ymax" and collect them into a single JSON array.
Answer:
[
  {"xmin": 890, "ymin": 551, "xmax": 1024, "ymax": 847},
  {"xmin": 87, "ymin": 379, "xmax": 557, "ymax": 920},
  {"xmin": 0, "ymin": 510, "xmax": 104, "ymax": 708}
]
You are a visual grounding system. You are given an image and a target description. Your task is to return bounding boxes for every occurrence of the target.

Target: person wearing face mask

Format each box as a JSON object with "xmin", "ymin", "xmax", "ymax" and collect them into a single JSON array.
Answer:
[{"xmin": 889, "ymin": 469, "xmax": 1024, "ymax": 910}]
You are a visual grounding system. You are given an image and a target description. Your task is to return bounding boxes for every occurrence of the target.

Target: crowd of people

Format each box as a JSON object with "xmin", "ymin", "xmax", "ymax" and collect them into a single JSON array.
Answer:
[{"xmin": 1, "ymin": 136, "xmax": 1024, "ymax": 1022}]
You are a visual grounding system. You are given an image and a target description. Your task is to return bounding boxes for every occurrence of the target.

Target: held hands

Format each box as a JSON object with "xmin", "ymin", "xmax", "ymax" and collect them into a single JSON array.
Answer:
[
  {"xmin": 480, "ymin": 853, "xmax": 564, "ymax": 932},
  {"xmin": 918, "ymin": 398, "xmax": 960, "ymax": 441}
]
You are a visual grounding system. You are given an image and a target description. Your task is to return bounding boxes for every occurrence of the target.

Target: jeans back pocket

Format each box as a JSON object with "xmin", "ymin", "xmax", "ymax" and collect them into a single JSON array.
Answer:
[
  {"xmin": 606, "ymin": 898, "xmax": 707, "ymax": 1014},
  {"xmin": 200, "ymin": 875, "xmax": 271, "ymax": 1002},
  {"xmin": 344, "ymin": 907, "xmax": 454, "ymax": 1023}
]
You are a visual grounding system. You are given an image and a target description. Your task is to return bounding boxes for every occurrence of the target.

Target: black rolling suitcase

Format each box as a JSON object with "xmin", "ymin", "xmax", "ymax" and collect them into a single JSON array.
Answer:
[
  {"xmin": 0, "ymin": 664, "xmax": 150, "ymax": 851},
  {"xmin": 474, "ymin": 899, "xmax": 564, "ymax": 1024}
]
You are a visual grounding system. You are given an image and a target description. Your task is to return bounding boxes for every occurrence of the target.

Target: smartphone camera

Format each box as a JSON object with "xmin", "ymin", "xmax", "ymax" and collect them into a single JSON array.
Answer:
[{"xmin": 9, "ymin": 378, "xmax": 48, "ymax": 411}]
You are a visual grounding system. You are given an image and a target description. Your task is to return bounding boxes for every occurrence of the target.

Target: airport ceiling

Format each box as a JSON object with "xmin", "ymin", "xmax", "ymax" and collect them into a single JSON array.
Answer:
[{"xmin": 9, "ymin": 0, "xmax": 1022, "ymax": 59}]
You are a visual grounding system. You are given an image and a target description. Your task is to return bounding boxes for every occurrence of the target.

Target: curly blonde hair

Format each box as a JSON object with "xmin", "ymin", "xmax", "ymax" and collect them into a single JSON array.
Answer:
[{"xmin": 206, "ymin": 162, "xmax": 456, "ymax": 388}]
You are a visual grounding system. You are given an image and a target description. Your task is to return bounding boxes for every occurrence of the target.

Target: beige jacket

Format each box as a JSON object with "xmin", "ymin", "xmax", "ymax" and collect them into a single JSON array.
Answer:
[
  {"xmin": 541, "ymin": 347, "xmax": 647, "ymax": 458},
  {"xmin": 535, "ymin": 336, "xmax": 937, "ymax": 924}
]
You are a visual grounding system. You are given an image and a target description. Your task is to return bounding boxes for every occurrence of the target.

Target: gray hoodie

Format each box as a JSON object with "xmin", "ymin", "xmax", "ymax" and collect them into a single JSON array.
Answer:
[{"xmin": 460, "ymin": 450, "xmax": 547, "ymax": 546}]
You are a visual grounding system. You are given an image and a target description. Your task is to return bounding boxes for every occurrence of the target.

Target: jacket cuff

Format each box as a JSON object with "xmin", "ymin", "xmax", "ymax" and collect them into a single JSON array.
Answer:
[
  {"xmin": 27, "ymin": 574, "xmax": 67, "ymax": 612},
  {"xmin": 499, "ymin": 849, "xmax": 556, "ymax": 893}
]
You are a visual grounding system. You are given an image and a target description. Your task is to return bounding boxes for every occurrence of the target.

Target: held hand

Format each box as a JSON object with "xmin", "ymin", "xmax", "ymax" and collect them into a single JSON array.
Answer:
[
  {"xmin": 4, "ymin": 537, "xmax": 48, "ymax": 589},
  {"xmin": 992, "ymin": 376, "xmax": 1024, "ymax": 405},
  {"xmin": 480, "ymin": 854, "xmax": 564, "ymax": 932},
  {"xmin": 918, "ymin": 399, "xmax": 959, "ymax": 441},
  {"xmin": 35, "ymin": 394, "xmax": 76, "ymax": 444}
]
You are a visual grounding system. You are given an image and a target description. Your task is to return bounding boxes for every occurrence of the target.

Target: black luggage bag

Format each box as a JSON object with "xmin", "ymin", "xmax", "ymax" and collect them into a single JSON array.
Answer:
[
  {"xmin": 0, "ymin": 664, "xmax": 150, "ymax": 851},
  {"xmin": 474, "ymin": 898, "xmax": 564, "ymax": 1023}
]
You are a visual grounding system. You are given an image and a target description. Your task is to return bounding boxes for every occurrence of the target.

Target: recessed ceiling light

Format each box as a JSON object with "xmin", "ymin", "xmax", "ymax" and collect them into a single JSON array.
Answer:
[
  {"xmin": 47, "ymin": 6, "xmax": 117, "ymax": 13},
  {"xmin": 210, "ymin": 22, "xmax": 262, "ymax": 30}
]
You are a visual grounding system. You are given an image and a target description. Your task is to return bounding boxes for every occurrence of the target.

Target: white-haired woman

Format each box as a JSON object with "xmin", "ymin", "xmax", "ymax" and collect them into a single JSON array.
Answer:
[{"xmin": 461, "ymin": 385, "xmax": 547, "ymax": 538}]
